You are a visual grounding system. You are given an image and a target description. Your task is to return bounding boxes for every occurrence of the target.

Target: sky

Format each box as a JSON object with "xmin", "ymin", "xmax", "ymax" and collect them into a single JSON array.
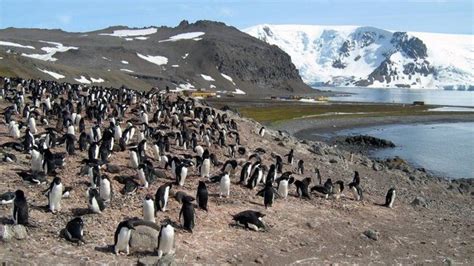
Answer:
[{"xmin": 0, "ymin": 0, "xmax": 472, "ymax": 34}]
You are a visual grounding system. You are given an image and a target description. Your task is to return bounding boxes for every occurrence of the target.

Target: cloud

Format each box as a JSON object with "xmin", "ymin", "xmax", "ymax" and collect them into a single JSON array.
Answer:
[{"xmin": 57, "ymin": 15, "xmax": 72, "ymax": 25}]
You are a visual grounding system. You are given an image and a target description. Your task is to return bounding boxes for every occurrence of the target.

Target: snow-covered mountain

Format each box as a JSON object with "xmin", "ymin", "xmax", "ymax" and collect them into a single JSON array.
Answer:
[{"xmin": 244, "ymin": 24, "xmax": 474, "ymax": 90}]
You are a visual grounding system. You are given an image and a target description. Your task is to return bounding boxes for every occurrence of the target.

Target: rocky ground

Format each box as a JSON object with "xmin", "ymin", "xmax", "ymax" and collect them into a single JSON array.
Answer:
[{"xmin": 0, "ymin": 94, "xmax": 472, "ymax": 265}]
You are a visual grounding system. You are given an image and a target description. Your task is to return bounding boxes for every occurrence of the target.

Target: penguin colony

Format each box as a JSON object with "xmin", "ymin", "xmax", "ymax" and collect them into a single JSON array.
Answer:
[{"xmin": 0, "ymin": 77, "xmax": 397, "ymax": 259}]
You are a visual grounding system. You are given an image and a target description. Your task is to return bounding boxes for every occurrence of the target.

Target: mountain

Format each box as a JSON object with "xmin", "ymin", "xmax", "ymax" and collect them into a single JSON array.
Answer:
[
  {"xmin": 244, "ymin": 24, "xmax": 474, "ymax": 90},
  {"xmin": 0, "ymin": 20, "xmax": 311, "ymax": 95}
]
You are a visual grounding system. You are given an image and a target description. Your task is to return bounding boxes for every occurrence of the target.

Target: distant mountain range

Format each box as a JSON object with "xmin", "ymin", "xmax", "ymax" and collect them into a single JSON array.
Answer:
[
  {"xmin": 245, "ymin": 24, "xmax": 473, "ymax": 90},
  {"xmin": 0, "ymin": 20, "xmax": 311, "ymax": 95}
]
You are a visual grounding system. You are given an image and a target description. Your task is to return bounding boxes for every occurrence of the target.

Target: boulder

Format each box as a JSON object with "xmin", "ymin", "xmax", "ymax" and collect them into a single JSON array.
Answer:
[
  {"xmin": 130, "ymin": 225, "xmax": 160, "ymax": 253},
  {"xmin": 363, "ymin": 229, "xmax": 379, "ymax": 241},
  {"xmin": 0, "ymin": 224, "xmax": 28, "ymax": 241},
  {"xmin": 411, "ymin": 196, "xmax": 428, "ymax": 208},
  {"xmin": 138, "ymin": 254, "xmax": 176, "ymax": 266}
]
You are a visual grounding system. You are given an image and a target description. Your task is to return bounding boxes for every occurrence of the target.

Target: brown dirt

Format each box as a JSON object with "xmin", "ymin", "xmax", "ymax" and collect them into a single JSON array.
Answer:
[{"xmin": 0, "ymin": 93, "xmax": 472, "ymax": 265}]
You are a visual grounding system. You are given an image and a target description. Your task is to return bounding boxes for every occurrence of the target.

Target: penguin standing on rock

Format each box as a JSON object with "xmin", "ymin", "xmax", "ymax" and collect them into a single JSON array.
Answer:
[
  {"xmin": 113, "ymin": 220, "xmax": 135, "ymax": 255},
  {"xmin": 157, "ymin": 221, "xmax": 175, "ymax": 258},
  {"xmin": 196, "ymin": 181, "xmax": 208, "ymax": 211},
  {"xmin": 88, "ymin": 188, "xmax": 106, "ymax": 214},
  {"xmin": 64, "ymin": 217, "xmax": 86, "ymax": 244},
  {"xmin": 200, "ymin": 150, "xmax": 211, "ymax": 178},
  {"xmin": 384, "ymin": 188, "xmax": 396, "ymax": 208},
  {"xmin": 285, "ymin": 149, "xmax": 294, "ymax": 165},
  {"xmin": 179, "ymin": 196, "xmax": 195, "ymax": 232},
  {"xmin": 348, "ymin": 171, "xmax": 363, "ymax": 201},
  {"xmin": 258, "ymin": 127, "xmax": 265, "ymax": 137}
]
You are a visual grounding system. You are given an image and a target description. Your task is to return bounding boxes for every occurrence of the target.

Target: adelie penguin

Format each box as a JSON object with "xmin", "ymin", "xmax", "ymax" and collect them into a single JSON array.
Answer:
[
  {"xmin": 311, "ymin": 178, "xmax": 333, "ymax": 199},
  {"xmin": 155, "ymin": 182, "xmax": 173, "ymax": 212},
  {"xmin": 200, "ymin": 149, "xmax": 211, "ymax": 178},
  {"xmin": 64, "ymin": 217, "xmax": 86, "ymax": 245},
  {"xmin": 297, "ymin": 160, "xmax": 304, "ymax": 175},
  {"xmin": 157, "ymin": 220, "xmax": 175, "ymax": 258},
  {"xmin": 258, "ymin": 126, "xmax": 265, "ymax": 137},
  {"xmin": 13, "ymin": 190, "xmax": 29, "ymax": 225},
  {"xmin": 0, "ymin": 191, "xmax": 15, "ymax": 204},
  {"xmin": 285, "ymin": 149, "xmax": 295, "ymax": 165},
  {"xmin": 143, "ymin": 194, "xmax": 155, "ymax": 223},
  {"xmin": 384, "ymin": 188, "xmax": 396, "ymax": 208},
  {"xmin": 294, "ymin": 178, "xmax": 312, "ymax": 199},
  {"xmin": 256, "ymin": 183, "xmax": 280, "ymax": 209},
  {"xmin": 220, "ymin": 171, "xmax": 231, "ymax": 198},
  {"xmin": 175, "ymin": 160, "xmax": 193, "ymax": 187},
  {"xmin": 179, "ymin": 196, "xmax": 195, "ymax": 233},
  {"xmin": 348, "ymin": 171, "xmax": 363, "ymax": 201},
  {"xmin": 232, "ymin": 210, "xmax": 266, "ymax": 232},
  {"xmin": 277, "ymin": 175, "xmax": 294, "ymax": 199},
  {"xmin": 99, "ymin": 175, "xmax": 113, "ymax": 202},
  {"xmin": 87, "ymin": 188, "xmax": 106, "ymax": 214},
  {"xmin": 196, "ymin": 181, "xmax": 208, "ymax": 211},
  {"xmin": 113, "ymin": 220, "xmax": 136, "ymax": 255},
  {"xmin": 45, "ymin": 177, "xmax": 63, "ymax": 213}
]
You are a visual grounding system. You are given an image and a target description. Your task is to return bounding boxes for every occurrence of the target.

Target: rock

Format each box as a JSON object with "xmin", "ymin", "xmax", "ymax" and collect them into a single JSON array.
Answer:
[
  {"xmin": 0, "ymin": 224, "xmax": 27, "ymax": 241},
  {"xmin": 130, "ymin": 225, "xmax": 160, "ymax": 253},
  {"xmin": 373, "ymin": 162, "xmax": 384, "ymax": 171},
  {"xmin": 340, "ymin": 135, "xmax": 395, "ymax": 148},
  {"xmin": 329, "ymin": 159, "xmax": 338, "ymax": 164},
  {"xmin": 409, "ymin": 175, "xmax": 416, "ymax": 181},
  {"xmin": 138, "ymin": 254, "xmax": 176, "ymax": 266},
  {"xmin": 306, "ymin": 221, "xmax": 319, "ymax": 229},
  {"xmin": 255, "ymin": 258, "xmax": 264, "ymax": 264},
  {"xmin": 443, "ymin": 257, "xmax": 453, "ymax": 266},
  {"xmin": 363, "ymin": 229, "xmax": 379, "ymax": 241},
  {"xmin": 411, "ymin": 196, "xmax": 428, "ymax": 208},
  {"xmin": 12, "ymin": 225, "xmax": 27, "ymax": 240}
]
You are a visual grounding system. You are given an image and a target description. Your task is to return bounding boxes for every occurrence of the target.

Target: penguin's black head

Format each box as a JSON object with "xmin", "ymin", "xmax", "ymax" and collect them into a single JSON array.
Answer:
[
  {"xmin": 53, "ymin": 177, "xmax": 61, "ymax": 185},
  {"xmin": 71, "ymin": 217, "xmax": 84, "ymax": 226},
  {"xmin": 198, "ymin": 181, "xmax": 206, "ymax": 188},
  {"xmin": 14, "ymin": 190, "xmax": 25, "ymax": 199},
  {"xmin": 145, "ymin": 194, "xmax": 153, "ymax": 201}
]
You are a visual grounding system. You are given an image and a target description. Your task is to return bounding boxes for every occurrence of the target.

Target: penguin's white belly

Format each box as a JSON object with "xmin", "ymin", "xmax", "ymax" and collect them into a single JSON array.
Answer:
[
  {"xmin": 220, "ymin": 177, "xmax": 230, "ymax": 196},
  {"xmin": 256, "ymin": 171, "xmax": 263, "ymax": 185},
  {"xmin": 163, "ymin": 187, "xmax": 169, "ymax": 211},
  {"xmin": 158, "ymin": 227, "xmax": 174, "ymax": 257},
  {"xmin": 100, "ymin": 181, "xmax": 111, "ymax": 201},
  {"xmin": 200, "ymin": 160, "xmax": 210, "ymax": 178},
  {"xmin": 278, "ymin": 181, "xmax": 288, "ymax": 199},
  {"xmin": 152, "ymin": 145, "xmax": 160, "ymax": 160},
  {"xmin": 90, "ymin": 197, "xmax": 101, "ymax": 213},
  {"xmin": 143, "ymin": 200, "xmax": 155, "ymax": 222},
  {"xmin": 49, "ymin": 184, "xmax": 63, "ymax": 211},
  {"xmin": 130, "ymin": 152, "xmax": 139, "ymax": 168},
  {"xmin": 179, "ymin": 168, "xmax": 188, "ymax": 186},
  {"xmin": 351, "ymin": 187, "xmax": 359, "ymax": 200},
  {"xmin": 115, "ymin": 228, "xmax": 132, "ymax": 254}
]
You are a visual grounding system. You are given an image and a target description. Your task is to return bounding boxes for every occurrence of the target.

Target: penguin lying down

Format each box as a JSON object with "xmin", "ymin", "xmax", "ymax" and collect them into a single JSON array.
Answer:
[{"xmin": 231, "ymin": 210, "xmax": 267, "ymax": 232}]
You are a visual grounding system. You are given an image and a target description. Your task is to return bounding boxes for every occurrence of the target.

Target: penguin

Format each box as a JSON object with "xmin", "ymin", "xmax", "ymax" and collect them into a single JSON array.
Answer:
[
  {"xmin": 294, "ymin": 178, "xmax": 311, "ymax": 199},
  {"xmin": 179, "ymin": 196, "xmax": 195, "ymax": 232},
  {"xmin": 175, "ymin": 161, "xmax": 193, "ymax": 187},
  {"xmin": 143, "ymin": 194, "xmax": 155, "ymax": 223},
  {"xmin": 65, "ymin": 133, "xmax": 76, "ymax": 155},
  {"xmin": 350, "ymin": 184, "xmax": 363, "ymax": 201},
  {"xmin": 174, "ymin": 192, "xmax": 195, "ymax": 204},
  {"xmin": 200, "ymin": 149, "xmax": 211, "ymax": 178},
  {"xmin": 311, "ymin": 178, "xmax": 333, "ymax": 199},
  {"xmin": 88, "ymin": 188, "xmax": 106, "ymax": 214},
  {"xmin": 332, "ymin": 180, "xmax": 344, "ymax": 200},
  {"xmin": 256, "ymin": 184, "xmax": 279, "ymax": 209},
  {"xmin": 3, "ymin": 153, "xmax": 17, "ymax": 163},
  {"xmin": 196, "ymin": 181, "xmax": 208, "ymax": 211},
  {"xmin": 258, "ymin": 126, "xmax": 265, "ymax": 137},
  {"xmin": 239, "ymin": 161, "xmax": 252, "ymax": 185},
  {"xmin": 220, "ymin": 171, "xmax": 231, "ymax": 198},
  {"xmin": 64, "ymin": 217, "xmax": 86, "ymax": 244},
  {"xmin": 384, "ymin": 188, "xmax": 396, "ymax": 208},
  {"xmin": 28, "ymin": 116, "xmax": 38, "ymax": 134},
  {"xmin": 46, "ymin": 177, "xmax": 63, "ymax": 213},
  {"xmin": 0, "ymin": 191, "xmax": 15, "ymax": 204},
  {"xmin": 297, "ymin": 160, "xmax": 304, "ymax": 175},
  {"xmin": 99, "ymin": 175, "xmax": 113, "ymax": 202},
  {"xmin": 277, "ymin": 176, "xmax": 294, "ymax": 200},
  {"xmin": 232, "ymin": 210, "xmax": 266, "ymax": 231},
  {"xmin": 13, "ymin": 190, "xmax": 28, "ymax": 225},
  {"xmin": 137, "ymin": 164, "xmax": 149, "ymax": 188},
  {"xmin": 129, "ymin": 149, "xmax": 140, "ymax": 169},
  {"xmin": 157, "ymin": 222, "xmax": 175, "ymax": 258},
  {"xmin": 113, "ymin": 220, "xmax": 135, "ymax": 255},
  {"xmin": 285, "ymin": 149, "xmax": 294, "ymax": 165},
  {"xmin": 30, "ymin": 148, "xmax": 43, "ymax": 173},
  {"xmin": 265, "ymin": 164, "xmax": 277, "ymax": 185},
  {"xmin": 155, "ymin": 182, "xmax": 173, "ymax": 212},
  {"xmin": 247, "ymin": 164, "xmax": 263, "ymax": 190}
]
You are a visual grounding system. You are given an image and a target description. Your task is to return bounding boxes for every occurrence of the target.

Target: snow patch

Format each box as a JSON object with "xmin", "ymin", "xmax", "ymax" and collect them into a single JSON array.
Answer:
[
  {"xmin": 74, "ymin": 76, "xmax": 91, "ymax": 84},
  {"xmin": 210, "ymin": 84, "xmax": 216, "ymax": 89},
  {"xmin": 221, "ymin": 73, "xmax": 236, "ymax": 85},
  {"xmin": 137, "ymin": 53, "xmax": 168, "ymax": 66},
  {"xmin": 135, "ymin": 36, "xmax": 148, "ymax": 40},
  {"xmin": 120, "ymin": 68, "xmax": 134, "ymax": 73},
  {"xmin": 99, "ymin": 28, "xmax": 157, "ymax": 37},
  {"xmin": 90, "ymin": 77, "xmax": 105, "ymax": 83},
  {"xmin": 159, "ymin": 32, "xmax": 205, "ymax": 42},
  {"xmin": 37, "ymin": 68, "xmax": 65, "ymax": 79},
  {"xmin": 428, "ymin": 107, "xmax": 474, "ymax": 112},
  {"xmin": 201, "ymin": 74, "xmax": 215, "ymax": 81},
  {"xmin": 21, "ymin": 41, "xmax": 78, "ymax": 62},
  {"xmin": 0, "ymin": 41, "xmax": 35, "ymax": 49},
  {"xmin": 172, "ymin": 83, "xmax": 196, "ymax": 92},
  {"xmin": 121, "ymin": 60, "xmax": 129, "ymax": 64},
  {"xmin": 102, "ymin": 56, "xmax": 111, "ymax": 61},
  {"xmin": 233, "ymin": 88, "xmax": 246, "ymax": 95},
  {"xmin": 124, "ymin": 38, "xmax": 133, "ymax": 41},
  {"xmin": 182, "ymin": 53, "xmax": 189, "ymax": 59},
  {"xmin": 171, "ymin": 65, "xmax": 179, "ymax": 68}
]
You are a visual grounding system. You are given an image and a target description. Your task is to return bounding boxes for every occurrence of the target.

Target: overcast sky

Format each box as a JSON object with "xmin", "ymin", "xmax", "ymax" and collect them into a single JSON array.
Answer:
[{"xmin": 0, "ymin": 0, "xmax": 472, "ymax": 34}]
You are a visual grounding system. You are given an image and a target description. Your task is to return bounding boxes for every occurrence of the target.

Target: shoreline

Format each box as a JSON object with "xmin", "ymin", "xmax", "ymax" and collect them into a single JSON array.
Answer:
[{"xmin": 273, "ymin": 113, "xmax": 474, "ymax": 140}]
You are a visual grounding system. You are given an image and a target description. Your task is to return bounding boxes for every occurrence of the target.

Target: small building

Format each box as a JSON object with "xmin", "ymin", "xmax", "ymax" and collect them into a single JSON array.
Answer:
[
  {"xmin": 413, "ymin": 101, "xmax": 425, "ymax": 106},
  {"xmin": 190, "ymin": 91, "xmax": 217, "ymax": 98}
]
